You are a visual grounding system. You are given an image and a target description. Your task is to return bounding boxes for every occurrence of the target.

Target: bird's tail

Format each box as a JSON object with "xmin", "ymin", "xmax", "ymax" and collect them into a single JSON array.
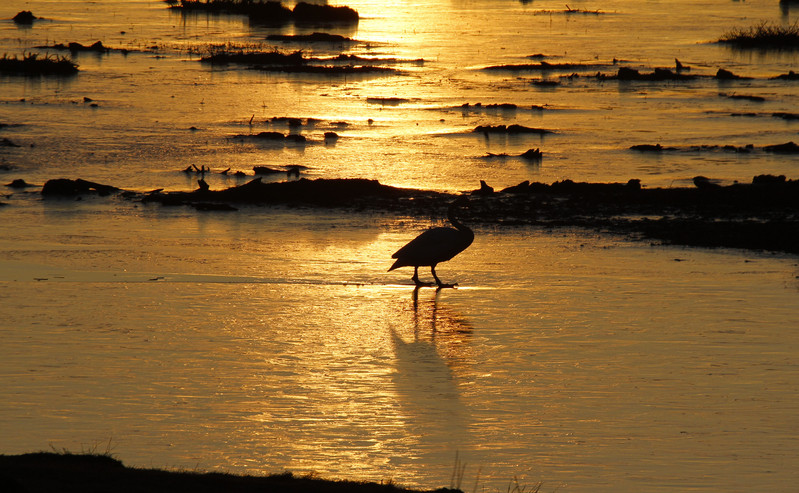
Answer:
[{"xmin": 387, "ymin": 258, "xmax": 404, "ymax": 272}]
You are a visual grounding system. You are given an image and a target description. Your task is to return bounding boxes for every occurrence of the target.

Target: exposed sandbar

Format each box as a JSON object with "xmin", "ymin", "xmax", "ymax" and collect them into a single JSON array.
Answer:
[{"xmin": 32, "ymin": 175, "xmax": 799, "ymax": 254}]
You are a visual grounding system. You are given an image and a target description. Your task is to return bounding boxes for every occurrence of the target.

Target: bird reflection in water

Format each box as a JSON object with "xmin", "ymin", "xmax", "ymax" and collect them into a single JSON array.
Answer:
[
  {"xmin": 390, "ymin": 288, "xmax": 473, "ymax": 443},
  {"xmin": 410, "ymin": 286, "xmax": 473, "ymax": 338}
]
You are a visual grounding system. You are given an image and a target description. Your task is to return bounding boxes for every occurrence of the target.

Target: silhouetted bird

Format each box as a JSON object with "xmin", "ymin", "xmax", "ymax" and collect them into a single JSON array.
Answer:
[
  {"xmin": 389, "ymin": 196, "xmax": 474, "ymax": 288},
  {"xmin": 693, "ymin": 175, "xmax": 720, "ymax": 189},
  {"xmin": 473, "ymin": 180, "xmax": 494, "ymax": 196}
]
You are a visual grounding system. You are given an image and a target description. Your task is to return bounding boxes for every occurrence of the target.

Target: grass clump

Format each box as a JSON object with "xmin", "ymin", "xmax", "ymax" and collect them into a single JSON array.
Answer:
[
  {"xmin": 719, "ymin": 20, "xmax": 799, "ymax": 48},
  {"xmin": 200, "ymin": 47, "xmax": 304, "ymax": 65},
  {"xmin": 0, "ymin": 52, "xmax": 78, "ymax": 75}
]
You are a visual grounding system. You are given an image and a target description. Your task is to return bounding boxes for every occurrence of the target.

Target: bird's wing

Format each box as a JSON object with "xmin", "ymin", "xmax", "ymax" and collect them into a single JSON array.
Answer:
[{"xmin": 391, "ymin": 227, "xmax": 469, "ymax": 264}]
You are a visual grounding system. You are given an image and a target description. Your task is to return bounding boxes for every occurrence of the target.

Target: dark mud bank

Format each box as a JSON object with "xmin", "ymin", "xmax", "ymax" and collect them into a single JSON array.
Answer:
[
  {"xmin": 0, "ymin": 452, "xmax": 455, "ymax": 493},
  {"xmin": 37, "ymin": 176, "xmax": 799, "ymax": 254}
]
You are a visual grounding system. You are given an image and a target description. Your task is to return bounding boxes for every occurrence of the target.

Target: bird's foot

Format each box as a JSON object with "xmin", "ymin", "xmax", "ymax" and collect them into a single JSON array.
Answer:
[
  {"xmin": 413, "ymin": 279, "xmax": 435, "ymax": 287},
  {"xmin": 435, "ymin": 282, "xmax": 459, "ymax": 289}
]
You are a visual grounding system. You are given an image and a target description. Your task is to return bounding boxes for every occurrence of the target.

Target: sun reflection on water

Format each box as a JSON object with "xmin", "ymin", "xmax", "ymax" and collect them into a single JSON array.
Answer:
[{"xmin": 197, "ymin": 282, "xmax": 471, "ymax": 475}]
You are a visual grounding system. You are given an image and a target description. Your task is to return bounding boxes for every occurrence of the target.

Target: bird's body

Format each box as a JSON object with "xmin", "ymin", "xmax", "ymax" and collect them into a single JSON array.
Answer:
[
  {"xmin": 389, "ymin": 196, "xmax": 473, "ymax": 288},
  {"xmin": 389, "ymin": 226, "xmax": 470, "ymax": 268}
]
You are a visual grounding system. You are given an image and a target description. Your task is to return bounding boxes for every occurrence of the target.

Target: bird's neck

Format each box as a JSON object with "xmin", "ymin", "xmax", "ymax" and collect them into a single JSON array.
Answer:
[{"xmin": 448, "ymin": 206, "xmax": 471, "ymax": 233}]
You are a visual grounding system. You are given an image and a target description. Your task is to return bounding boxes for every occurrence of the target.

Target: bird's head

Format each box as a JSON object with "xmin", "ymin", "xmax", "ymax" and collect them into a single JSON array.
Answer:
[{"xmin": 446, "ymin": 195, "xmax": 471, "ymax": 230}]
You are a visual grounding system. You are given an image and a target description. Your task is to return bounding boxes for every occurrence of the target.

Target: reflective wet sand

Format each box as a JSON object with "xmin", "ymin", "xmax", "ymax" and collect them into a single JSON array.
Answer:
[{"xmin": 2, "ymin": 202, "xmax": 798, "ymax": 491}]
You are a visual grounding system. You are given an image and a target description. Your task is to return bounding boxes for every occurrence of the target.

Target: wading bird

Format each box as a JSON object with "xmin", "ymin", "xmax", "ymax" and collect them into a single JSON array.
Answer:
[{"xmin": 389, "ymin": 196, "xmax": 474, "ymax": 288}]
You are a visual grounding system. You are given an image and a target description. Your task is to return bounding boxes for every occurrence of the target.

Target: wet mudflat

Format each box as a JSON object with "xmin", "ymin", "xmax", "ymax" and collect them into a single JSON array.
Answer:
[{"xmin": 2, "ymin": 0, "xmax": 799, "ymax": 491}]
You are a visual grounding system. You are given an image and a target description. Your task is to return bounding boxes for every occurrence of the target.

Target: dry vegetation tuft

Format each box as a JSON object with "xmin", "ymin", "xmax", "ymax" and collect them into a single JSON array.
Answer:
[{"xmin": 719, "ymin": 21, "xmax": 799, "ymax": 48}]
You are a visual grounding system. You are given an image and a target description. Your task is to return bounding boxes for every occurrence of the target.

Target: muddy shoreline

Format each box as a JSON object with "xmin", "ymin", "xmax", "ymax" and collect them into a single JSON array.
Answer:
[
  {"xmin": 24, "ymin": 175, "xmax": 799, "ymax": 255},
  {"xmin": 0, "ymin": 452, "xmax": 455, "ymax": 493}
]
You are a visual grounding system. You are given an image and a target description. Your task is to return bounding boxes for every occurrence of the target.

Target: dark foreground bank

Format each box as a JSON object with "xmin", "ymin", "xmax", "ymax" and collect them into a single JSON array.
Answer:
[
  {"xmin": 0, "ymin": 453, "xmax": 457, "ymax": 493},
  {"xmin": 14, "ymin": 174, "xmax": 799, "ymax": 255}
]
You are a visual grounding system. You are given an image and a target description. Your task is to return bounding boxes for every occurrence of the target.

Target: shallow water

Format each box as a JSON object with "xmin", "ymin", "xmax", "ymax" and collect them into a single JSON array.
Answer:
[
  {"xmin": 2, "ymin": 1, "xmax": 799, "ymax": 491},
  {"xmin": 2, "ymin": 200, "xmax": 799, "ymax": 492}
]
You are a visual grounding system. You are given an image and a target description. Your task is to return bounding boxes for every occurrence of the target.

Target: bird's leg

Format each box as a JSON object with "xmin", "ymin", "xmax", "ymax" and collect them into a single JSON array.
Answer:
[
  {"xmin": 431, "ymin": 265, "xmax": 457, "ymax": 289},
  {"xmin": 412, "ymin": 266, "xmax": 433, "ymax": 287}
]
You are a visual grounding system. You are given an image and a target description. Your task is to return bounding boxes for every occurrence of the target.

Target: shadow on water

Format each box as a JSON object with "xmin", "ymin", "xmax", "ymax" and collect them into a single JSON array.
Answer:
[
  {"xmin": 780, "ymin": 0, "xmax": 799, "ymax": 18},
  {"xmin": 390, "ymin": 287, "xmax": 473, "ymax": 444}
]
